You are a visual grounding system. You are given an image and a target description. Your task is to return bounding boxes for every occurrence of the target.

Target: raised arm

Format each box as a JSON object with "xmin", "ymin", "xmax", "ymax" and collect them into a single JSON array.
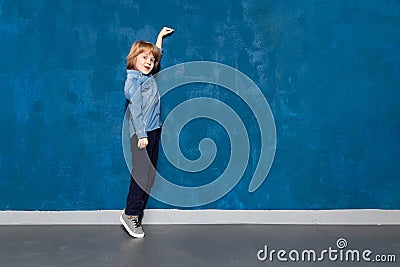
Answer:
[{"xmin": 156, "ymin": 26, "xmax": 174, "ymax": 49}]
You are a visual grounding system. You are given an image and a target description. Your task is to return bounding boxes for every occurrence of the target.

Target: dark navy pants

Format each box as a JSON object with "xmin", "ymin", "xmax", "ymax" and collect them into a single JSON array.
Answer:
[{"xmin": 125, "ymin": 128, "xmax": 161, "ymax": 216}]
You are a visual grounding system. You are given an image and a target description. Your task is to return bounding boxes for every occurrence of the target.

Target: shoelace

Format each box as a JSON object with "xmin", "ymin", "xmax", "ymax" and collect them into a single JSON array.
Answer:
[{"xmin": 130, "ymin": 217, "xmax": 142, "ymax": 228}]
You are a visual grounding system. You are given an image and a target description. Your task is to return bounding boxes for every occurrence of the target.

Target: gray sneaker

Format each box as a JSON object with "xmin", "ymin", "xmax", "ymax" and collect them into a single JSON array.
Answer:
[{"xmin": 120, "ymin": 212, "xmax": 145, "ymax": 238}]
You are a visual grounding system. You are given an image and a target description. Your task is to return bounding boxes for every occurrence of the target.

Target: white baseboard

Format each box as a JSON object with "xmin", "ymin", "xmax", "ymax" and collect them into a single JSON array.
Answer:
[{"xmin": 0, "ymin": 209, "xmax": 399, "ymax": 225}]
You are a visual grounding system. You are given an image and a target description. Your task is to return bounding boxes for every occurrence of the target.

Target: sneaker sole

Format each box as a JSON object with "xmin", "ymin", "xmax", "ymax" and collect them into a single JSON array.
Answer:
[{"xmin": 120, "ymin": 215, "xmax": 145, "ymax": 238}]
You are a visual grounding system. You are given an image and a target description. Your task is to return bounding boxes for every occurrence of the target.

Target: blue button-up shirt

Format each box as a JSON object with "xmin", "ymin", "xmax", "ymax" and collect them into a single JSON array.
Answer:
[{"xmin": 124, "ymin": 70, "xmax": 162, "ymax": 139}]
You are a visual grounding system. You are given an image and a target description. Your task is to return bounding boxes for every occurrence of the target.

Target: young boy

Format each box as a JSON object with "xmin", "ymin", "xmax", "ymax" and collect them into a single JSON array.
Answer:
[{"xmin": 121, "ymin": 27, "xmax": 174, "ymax": 238}]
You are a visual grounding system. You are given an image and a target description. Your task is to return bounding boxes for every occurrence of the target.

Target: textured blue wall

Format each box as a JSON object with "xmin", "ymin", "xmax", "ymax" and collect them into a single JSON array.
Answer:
[{"xmin": 0, "ymin": 0, "xmax": 399, "ymax": 210}]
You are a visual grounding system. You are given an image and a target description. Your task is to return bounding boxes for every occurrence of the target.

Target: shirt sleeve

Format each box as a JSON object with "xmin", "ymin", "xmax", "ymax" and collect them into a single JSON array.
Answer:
[
  {"xmin": 124, "ymin": 79, "xmax": 147, "ymax": 139},
  {"xmin": 156, "ymin": 46, "xmax": 164, "ymax": 56},
  {"xmin": 124, "ymin": 78, "xmax": 141, "ymax": 101}
]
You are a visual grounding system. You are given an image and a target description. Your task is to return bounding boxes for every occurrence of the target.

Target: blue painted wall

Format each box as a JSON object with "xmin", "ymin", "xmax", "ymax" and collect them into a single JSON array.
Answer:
[{"xmin": 0, "ymin": 0, "xmax": 399, "ymax": 210}]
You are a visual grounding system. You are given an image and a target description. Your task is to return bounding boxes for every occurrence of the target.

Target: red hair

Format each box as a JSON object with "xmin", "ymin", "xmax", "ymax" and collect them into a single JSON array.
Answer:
[{"xmin": 126, "ymin": 40, "xmax": 161, "ymax": 72}]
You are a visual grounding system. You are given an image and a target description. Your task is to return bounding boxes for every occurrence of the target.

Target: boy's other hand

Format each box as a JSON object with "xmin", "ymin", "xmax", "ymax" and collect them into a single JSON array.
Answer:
[{"xmin": 138, "ymin": 138, "xmax": 148, "ymax": 149}]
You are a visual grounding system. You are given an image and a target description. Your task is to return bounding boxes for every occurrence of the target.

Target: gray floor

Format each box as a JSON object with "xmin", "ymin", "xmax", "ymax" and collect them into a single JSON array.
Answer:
[{"xmin": 0, "ymin": 224, "xmax": 399, "ymax": 267}]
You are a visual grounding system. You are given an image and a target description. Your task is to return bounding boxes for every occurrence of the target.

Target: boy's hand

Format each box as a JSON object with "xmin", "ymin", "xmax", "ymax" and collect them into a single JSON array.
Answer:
[
  {"xmin": 156, "ymin": 27, "xmax": 174, "ymax": 48},
  {"xmin": 158, "ymin": 27, "xmax": 174, "ymax": 38},
  {"xmin": 138, "ymin": 137, "xmax": 148, "ymax": 149}
]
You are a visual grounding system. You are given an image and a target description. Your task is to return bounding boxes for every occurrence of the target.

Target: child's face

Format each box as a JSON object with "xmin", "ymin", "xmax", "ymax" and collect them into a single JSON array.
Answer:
[{"xmin": 135, "ymin": 50, "xmax": 156, "ymax": 75}]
